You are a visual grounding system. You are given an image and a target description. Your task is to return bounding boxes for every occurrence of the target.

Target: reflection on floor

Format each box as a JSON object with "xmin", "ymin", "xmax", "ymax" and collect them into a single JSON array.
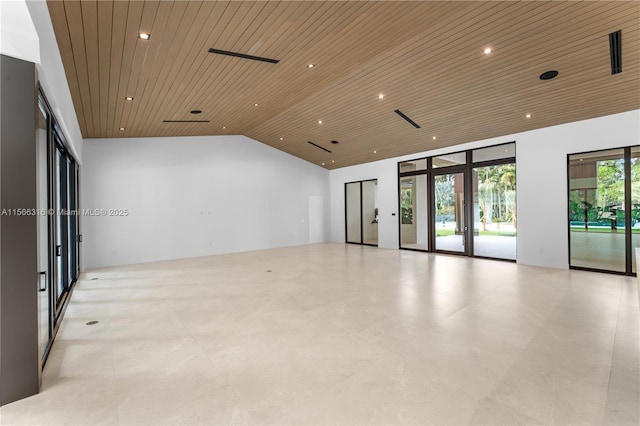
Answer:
[
  {"xmin": 1, "ymin": 243, "xmax": 638, "ymax": 425},
  {"xmin": 434, "ymin": 235, "xmax": 517, "ymax": 259},
  {"xmin": 473, "ymin": 235, "xmax": 516, "ymax": 260},
  {"xmin": 570, "ymin": 231, "xmax": 628, "ymax": 272},
  {"xmin": 400, "ymin": 242, "xmax": 428, "ymax": 251}
]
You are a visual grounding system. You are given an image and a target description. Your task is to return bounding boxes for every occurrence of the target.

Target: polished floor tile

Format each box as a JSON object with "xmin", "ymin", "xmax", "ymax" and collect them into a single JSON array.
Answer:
[{"xmin": 1, "ymin": 243, "xmax": 638, "ymax": 425}]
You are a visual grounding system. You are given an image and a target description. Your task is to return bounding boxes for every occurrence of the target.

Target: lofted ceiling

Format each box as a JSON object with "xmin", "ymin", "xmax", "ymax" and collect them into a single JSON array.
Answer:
[{"xmin": 48, "ymin": 1, "xmax": 640, "ymax": 169}]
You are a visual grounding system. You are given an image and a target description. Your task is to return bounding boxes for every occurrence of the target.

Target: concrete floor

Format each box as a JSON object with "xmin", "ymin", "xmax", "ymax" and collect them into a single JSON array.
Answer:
[{"xmin": 1, "ymin": 243, "xmax": 638, "ymax": 425}]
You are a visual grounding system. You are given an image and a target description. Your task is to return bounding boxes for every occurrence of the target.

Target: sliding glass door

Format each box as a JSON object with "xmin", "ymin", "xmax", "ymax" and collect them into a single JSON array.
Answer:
[
  {"xmin": 472, "ymin": 164, "xmax": 517, "ymax": 260},
  {"xmin": 36, "ymin": 99, "xmax": 51, "ymax": 363},
  {"xmin": 345, "ymin": 182, "xmax": 362, "ymax": 244},
  {"xmin": 37, "ymin": 90, "xmax": 80, "ymax": 367},
  {"xmin": 631, "ymin": 147, "xmax": 640, "ymax": 273},
  {"xmin": 345, "ymin": 179, "xmax": 378, "ymax": 246},
  {"xmin": 433, "ymin": 172, "xmax": 466, "ymax": 253},
  {"xmin": 399, "ymin": 175, "xmax": 428, "ymax": 250},
  {"xmin": 568, "ymin": 147, "xmax": 638, "ymax": 275},
  {"xmin": 362, "ymin": 180, "xmax": 378, "ymax": 245},
  {"xmin": 398, "ymin": 142, "xmax": 516, "ymax": 260}
]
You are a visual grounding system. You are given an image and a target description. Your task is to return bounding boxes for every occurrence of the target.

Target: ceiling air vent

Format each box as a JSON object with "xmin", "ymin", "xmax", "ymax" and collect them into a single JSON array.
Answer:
[
  {"xmin": 394, "ymin": 109, "xmax": 421, "ymax": 128},
  {"xmin": 162, "ymin": 120, "xmax": 210, "ymax": 123},
  {"xmin": 609, "ymin": 30, "xmax": 622, "ymax": 75},
  {"xmin": 208, "ymin": 48, "xmax": 279, "ymax": 64},
  {"xmin": 308, "ymin": 141, "xmax": 332, "ymax": 153}
]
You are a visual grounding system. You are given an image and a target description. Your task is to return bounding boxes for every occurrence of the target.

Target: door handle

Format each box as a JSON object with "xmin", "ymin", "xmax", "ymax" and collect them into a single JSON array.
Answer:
[
  {"xmin": 38, "ymin": 271, "xmax": 46, "ymax": 292},
  {"xmin": 56, "ymin": 245, "xmax": 62, "ymax": 257}
]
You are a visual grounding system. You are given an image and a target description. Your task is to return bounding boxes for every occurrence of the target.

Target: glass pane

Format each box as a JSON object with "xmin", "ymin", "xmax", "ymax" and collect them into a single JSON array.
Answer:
[
  {"xmin": 433, "ymin": 152, "xmax": 466, "ymax": 168},
  {"xmin": 36, "ymin": 101, "xmax": 50, "ymax": 357},
  {"xmin": 631, "ymin": 147, "xmax": 640, "ymax": 273},
  {"xmin": 473, "ymin": 143, "xmax": 516, "ymax": 163},
  {"xmin": 67, "ymin": 158, "xmax": 73, "ymax": 286},
  {"xmin": 362, "ymin": 180, "xmax": 378, "ymax": 245},
  {"xmin": 346, "ymin": 182, "xmax": 362, "ymax": 243},
  {"xmin": 434, "ymin": 173, "xmax": 465, "ymax": 252},
  {"xmin": 55, "ymin": 148, "xmax": 64, "ymax": 300},
  {"xmin": 569, "ymin": 149, "xmax": 625, "ymax": 272},
  {"xmin": 400, "ymin": 175, "xmax": 428, "ymax": 250},
  {"xmin": 472, "ymin": 164, "xmax": 517, "ymax": 259},
  {"xmin": 399, "ymin": 158, "xmax": 426, "ymax": 173}
]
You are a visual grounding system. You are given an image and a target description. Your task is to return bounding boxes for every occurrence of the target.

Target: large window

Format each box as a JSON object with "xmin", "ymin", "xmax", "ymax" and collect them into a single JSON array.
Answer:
[
  {"xmin": 398, "ymin": 142, "xmax": 516, "ymax": 260},
  {"xmin": 568, "ymin": 146, "xmax": 640, "ymax": 275}
]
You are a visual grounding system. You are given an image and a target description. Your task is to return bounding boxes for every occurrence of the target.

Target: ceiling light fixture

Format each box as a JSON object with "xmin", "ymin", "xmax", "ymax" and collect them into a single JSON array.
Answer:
[
  {"xmin": 119, "ymin": 127, "xmax": 125, "ymax": 131},
  {"xmin": 222, "ymin": 126, "xmax": 226, "ymax": 129},
  {"xmin": 432, "ymin": 136, "xmax": 437, "ymax": 140},
  {"xmin": 280, "ymin": 137, "xmax": 283, "ymax": 141},
  {"xmin": 373, "ymin": 150, "xmax": 377, "ymax": 154},
  {"xmin": 254, "ymin": 103, "xmax": 259, "ymax": 107},
  {"xmin": 378, "ymin": 94, "xmax": 384, "ymax": 100},
  {"xmin": 331, "ymin": 160, "xmax": 334, "ymax": 163},
  {"xmin": 138, "ymin": 33, "xmax": 150, "ymax": 40},
  {"xmin": 483, "ymin": 47, "xmax": 492, "ymax": 55},
  {"xmin": 125, "ymin": 96, "xmax": 133, "ymax": 101},
  {"xmin": 307, "ymin": 64, "xmax": 315, "ymax": 68},
  {"xmin": 525, "ymin": 113, "xmax": 532, "ymax": 119},
  {"xmin": 321, "ymin": 162, "xmax": 325, "ymax": 166},
  {"xmin": 318, "ymin": 120, "xmax": 322, "ymax": 124}
]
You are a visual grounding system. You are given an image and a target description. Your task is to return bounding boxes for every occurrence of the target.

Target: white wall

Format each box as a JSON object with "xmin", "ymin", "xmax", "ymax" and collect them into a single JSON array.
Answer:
[
  {"xmin": 330, "ymin": 110, "xmax": 640, "ymax": 269},
  {"xmin": 0, "ymin": 0, "xmax": 39, "ymax": 63},
  {"xmin": 81, "ymin": 135, "xmax": 329, "ymax": 269}
]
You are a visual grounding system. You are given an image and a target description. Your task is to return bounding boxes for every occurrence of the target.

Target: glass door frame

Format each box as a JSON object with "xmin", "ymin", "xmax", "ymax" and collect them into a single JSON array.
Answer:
[
  {"xmin": 397, "ymin": 161, "xmax": 429, "ymax": 252},
  {"xmin": 567, "ymin": 146, "xmax": 635, "ymax": 276},
  {"xmin": 470, "ymin": 157, "xmax": 518, "ymax": 261},
  {"xmin": 39, "ymin": 87, "xmax": 81, "ymax": 367},
  {"xmin": 344, "ymin": 179, "xmax": 379, "ymax": 247},
  {"xmin": 398, "ymin": 142, "xmax": 516, "ymax": 261},
  {"xmin": 430, "ymin": 161, "xmax": 471, "ymax": 255}
]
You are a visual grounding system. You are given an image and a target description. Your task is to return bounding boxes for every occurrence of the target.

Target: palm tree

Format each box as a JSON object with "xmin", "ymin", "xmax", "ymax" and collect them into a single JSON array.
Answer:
[{"xmin": 501, "ymin": 170, "xmax": 516, "ymax": 217}]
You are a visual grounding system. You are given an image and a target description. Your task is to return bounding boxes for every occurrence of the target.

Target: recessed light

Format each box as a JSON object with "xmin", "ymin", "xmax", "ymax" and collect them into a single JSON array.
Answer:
[
  {"xmin": 138, "ymin": 33, "xmax": 150, "ymax": 40},
  {"xmin": 279, "ymin": 137, "xmax": 283, "ymax": 141},
  {"xmin": 254, "ymin": 103, "xmax": 259, "ymax": 107},
  {"xmin": 190, "ymin": 109, "xmax": 202, "ymax": 114},
  {"xmin": 331, "ymin": 160, "xmax": 334, "ymax": 163},
  {"xmin": 579, "ymin": 158, "xmax": 584, "ymax": 162},
  {"xmin": 378, "ymin": 94, "xmax": 384, "ymax": 100},
  {"xmin": 539, "ymin": 70, "xmax": 559, "ymax": 80},
  {"xmin": 373, "ymin": 150, "xmax": 377, "ymax": 154},
  {"xmin": 321, "ymin": 162, "xmax": 325, "ymax": 166},
  {"xmin": 525, "ymin": 113, "xmax": 532, "ymax": 119},
  {"xmin": 222, "ymin": 126, "xmax": 226, "ymax": 129},
  {"xmin": 119, "ymin": 127, "xmax": 125, "ymax": 131},
  {"xmin": 125, "ymin": 96, "xmax": 133, "ymax": 101},
  {"xmin": 483, "ymin": 47, "xmax": 492, "ymax": 55},
  {"xmin": 318, "ymin": 120, "xmax": 322, "ymax": 124},
  {"xmin": 432, "ymin": 136, "xmax": 437, "ymax": 140},
  {"xmin": 307, "ymin": 64, "xmax": 315, "ymax": 68}
]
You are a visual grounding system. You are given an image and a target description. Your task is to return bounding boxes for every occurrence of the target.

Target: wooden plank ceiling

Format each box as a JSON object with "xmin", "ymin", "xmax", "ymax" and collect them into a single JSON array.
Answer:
[{"xmin": 48, "ymin": 1, "xmax": 640, "ymax": 169}]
